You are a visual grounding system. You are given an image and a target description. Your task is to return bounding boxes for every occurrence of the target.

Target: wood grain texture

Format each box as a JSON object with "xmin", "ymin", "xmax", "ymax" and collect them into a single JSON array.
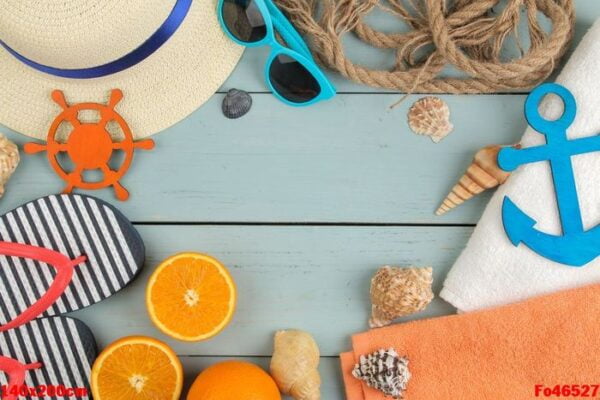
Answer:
[
  {"xmin": 70, "ymin": 225, "xmax": 467, "ymax": 356},
  {"xmin": 0, "ymin": 2, "xmax": 597, "ymax": 399},
  {"xmin": 1, "ymin": 2, "xmax": 597, "ymax": 225},
  {"xmin": 0, "ymin": 93, "xmax": 524, "ymax": 224}
]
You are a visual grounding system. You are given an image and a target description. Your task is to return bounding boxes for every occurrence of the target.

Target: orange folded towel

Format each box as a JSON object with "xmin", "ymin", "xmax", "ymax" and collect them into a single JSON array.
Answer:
[{"xmin": 341, "ymin": 284, "xmax": 600, "ymax": 400}]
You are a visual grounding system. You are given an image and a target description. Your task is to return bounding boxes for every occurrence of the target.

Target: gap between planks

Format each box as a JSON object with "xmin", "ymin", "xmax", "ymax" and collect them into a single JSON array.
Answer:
[
  {"xmin": 132, "ymin": 221, "xmax": 475, "ymax": 227},
  {"xmin": 179, "ymin": 355, "xmax": 339, "ymax": 358},
  {"xmin": 215, "ymin": 90, "xmax": 529, "ymax": 95}
]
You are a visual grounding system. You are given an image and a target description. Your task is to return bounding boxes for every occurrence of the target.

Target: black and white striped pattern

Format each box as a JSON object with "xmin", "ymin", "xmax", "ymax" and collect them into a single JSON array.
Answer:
[
  {"xmin": 0, "ymin": 316, "xmax": 96, "ymax": 400},
  {"xmin": 0, "ymin": 194, "xmax": 145, "ymax": 325},
  {"xmin": 352, "ymin": 348, "xmax": 411, "ymax": 399}
]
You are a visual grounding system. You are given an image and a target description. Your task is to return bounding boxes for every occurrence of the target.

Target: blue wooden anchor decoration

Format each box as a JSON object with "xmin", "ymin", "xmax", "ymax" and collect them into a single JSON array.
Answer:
[{"xmin": 498, "ymin": 83, "xmax": 600, "ymax": 267}]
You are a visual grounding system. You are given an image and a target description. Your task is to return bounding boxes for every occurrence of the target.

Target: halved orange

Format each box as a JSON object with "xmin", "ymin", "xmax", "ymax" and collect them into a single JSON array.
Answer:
[
  {"xmin": 146, "ymin": 252, "xmax": 237, "ymax": 341},
  {"xmin": 91, "ymin": 336, "xmax": 183, "ymax": 400}
]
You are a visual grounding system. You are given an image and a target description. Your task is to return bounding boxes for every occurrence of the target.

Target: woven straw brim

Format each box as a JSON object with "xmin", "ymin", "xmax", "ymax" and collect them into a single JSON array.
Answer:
[{"xmin": 0, "ymin": 0, "xmax": 243, "ymax": 140}]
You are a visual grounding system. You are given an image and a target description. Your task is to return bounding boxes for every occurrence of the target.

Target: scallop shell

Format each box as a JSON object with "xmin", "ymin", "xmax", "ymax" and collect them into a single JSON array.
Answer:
[
  {"xmin": 222, "ymin": 88, "xmax": 253, "ymax": 119},
  {"xmin": 0, "ymin": 134, "xmax": 19, "ymax": 197},
  {"xmin": 407, "ymin": 96, "xmax": 453, "ymax": 143},
  {"xmin": 352, "ymin": 348, "xmax": 411, "ymax": 399},
  {"xmin": 435, "ymin": 143, "xmax": 520, "ymax": 216},
  {"xmin": 369, "ymin": 266, "xmax": 433, "ymax": 328}
]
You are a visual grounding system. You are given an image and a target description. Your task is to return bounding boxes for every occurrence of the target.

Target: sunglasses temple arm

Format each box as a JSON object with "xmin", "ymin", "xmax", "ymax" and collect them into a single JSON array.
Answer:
[{"xmin": 265, "ymin": 0, "xmax": 314, "ymax": 59}]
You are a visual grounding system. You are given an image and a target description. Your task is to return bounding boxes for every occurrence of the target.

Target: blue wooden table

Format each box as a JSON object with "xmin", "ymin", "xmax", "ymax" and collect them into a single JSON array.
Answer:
[{"xmin": 1, "ymin": 2, "xmax": 598, "ymax": 397}]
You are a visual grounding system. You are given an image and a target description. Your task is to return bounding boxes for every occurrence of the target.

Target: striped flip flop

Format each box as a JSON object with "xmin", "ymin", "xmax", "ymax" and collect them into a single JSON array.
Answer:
[
  {"xmin": 0, "ymin": 194, "xmax": 145, "ymax": 331},
  {"xmin": 0, "ymin": 316, "xmax": 96, "ymax": 400}
]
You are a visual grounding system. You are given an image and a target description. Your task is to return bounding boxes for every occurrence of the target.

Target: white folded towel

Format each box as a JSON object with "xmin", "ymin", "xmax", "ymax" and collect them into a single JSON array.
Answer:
[{"xmin": 441, "ymin": 19, "xmax": 600, "ymax": 313}]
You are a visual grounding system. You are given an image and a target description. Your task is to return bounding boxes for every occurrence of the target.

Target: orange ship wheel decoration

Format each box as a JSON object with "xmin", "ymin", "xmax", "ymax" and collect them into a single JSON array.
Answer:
[{"xmin": 24, "ymin": 89, "xmax": 154, "ymax": 201}]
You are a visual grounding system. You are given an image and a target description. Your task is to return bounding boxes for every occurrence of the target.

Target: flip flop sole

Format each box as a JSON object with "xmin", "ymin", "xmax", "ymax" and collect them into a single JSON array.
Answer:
[
  {"xmin": 0, "ymin": 316, "xmax": 96, "ymax": 399},
  {"xmin": 0, "ymin": 194, "xmax": 145, "ymax": 325}
]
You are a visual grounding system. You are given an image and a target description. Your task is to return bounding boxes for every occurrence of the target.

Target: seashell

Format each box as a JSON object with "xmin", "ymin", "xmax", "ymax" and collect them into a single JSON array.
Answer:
[
  {"xmin": 222, "ymin": 88, "xmax": 252, "ymax": 119},
  {"xmin": 435, "ymin": 143, "xmax": 520, "ymax": 216},
  {"xmin": 270, "ymin": 330, "xmax": 321, "ymax": 400},
  {"xmin": 369, "ymin": 266, "xmax": 433, "ymax": 328},
  {"xmin": 352, "ymin": 348, "xmax": 411, "ymax": 399},
  {"xmin": 0, "ymin": 134, "xmax": 19, "ymax": 197},
  {"xmin": 407, "ymin": 96, "xmax": 453, "ymax": 143}
]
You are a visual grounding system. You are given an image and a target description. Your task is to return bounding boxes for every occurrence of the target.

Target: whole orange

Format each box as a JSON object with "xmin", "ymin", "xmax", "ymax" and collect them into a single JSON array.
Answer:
[{"xmin": 187, "ymin": 361, "xmax": 281, "ymax": 400}]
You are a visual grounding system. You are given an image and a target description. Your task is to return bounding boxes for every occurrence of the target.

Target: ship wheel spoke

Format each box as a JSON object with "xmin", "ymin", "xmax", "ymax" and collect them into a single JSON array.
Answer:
[
  {"xmin": 52, "ymin": 90, "xmax": 81, "ymax": 128},
  {"xmin": 100, "ymin": 162, "xmax": 129, "ymax": 201},
  {"xmin": 111, "ymin": 141, "xmax": 125, "ymax": 150},
  {"xmin": 133, "ymin": 139, "xmax": 155, "ymax": 151},
  {"xmin": 66, "ymin": 115, "xmax": 82, "ymax": 128},
  {"xmin": 64, "ymin": 166, "xmax": 84, "ymax": 193},
  {"xmin": 45, "ymin": 142, "xmax": 68, "ymax": 153},
  {"xmin": 101, "ymin": 164, "xmax": 119, "ymax": 188},
  {"xmin": 100, "ymin": 164, "xmax": 118, "ymax": 181},
  {"xmin": 99, "ymin": 110, "xmax": 113, "ymax": 128}
]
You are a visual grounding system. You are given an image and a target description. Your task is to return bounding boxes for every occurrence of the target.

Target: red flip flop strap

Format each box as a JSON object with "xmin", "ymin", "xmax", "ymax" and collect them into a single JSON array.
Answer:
[
  {"xmin": 0, "ymin": 356, "xmax": 41, "ymax": 400},
  {"xmin": 0, "ymin": 242, "xmax": 86, "ymax": 332},
  {"xmin": 0, "ymin": 356, "xmax": 25, "ymax": 400}
]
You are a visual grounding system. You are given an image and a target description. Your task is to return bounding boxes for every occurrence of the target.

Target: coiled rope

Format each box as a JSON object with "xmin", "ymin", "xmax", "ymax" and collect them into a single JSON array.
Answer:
[{"xmin": 275, "ymin": 0, "xmax": 575, "ymax": 93}]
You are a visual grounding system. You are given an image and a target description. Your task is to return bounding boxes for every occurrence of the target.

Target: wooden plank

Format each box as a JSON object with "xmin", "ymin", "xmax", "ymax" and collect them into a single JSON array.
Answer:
[
  {"xmin": 70, "ymin": 225, "xmax": 469, "ymax": 357},
  {"xmin": 181, "ymin": 356, "xmax": 343, "ymax": 399},
  {"xmin": 1, "ymin": 3, "xmax": 594, "ymax": 224},
  {"xmin": 0, "ymin": 93, "xmax": 524, "ymax": 224},
  {"xmin": 220, "ymin": 0, "xmax": 598, "ymax": 93}
]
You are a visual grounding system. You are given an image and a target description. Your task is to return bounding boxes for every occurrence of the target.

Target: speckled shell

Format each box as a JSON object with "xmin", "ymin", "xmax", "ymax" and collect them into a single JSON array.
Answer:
[
  {"xmin": 222, "ymin": 88, "xmax": 253, "ymax": 119},
  {"xmin": 270, "ymin": 330, "xmax": 321, "ymax": 400},
  {"xmin": 0, "ymin": 134, "xmax": 19, "ymax": 197},
  {"xmin": 435, "ymin": 144, "xmax": 519, "ymax": 216},
  {"xmin": 369, "ymin": 266, "xmax": 433, "ymax": 328},
  {"xmin": 352, "ymin": 348, "xmax": 411, "ymax": 399},
  {"xmin": 407, "ymin": 96, "xmax": 453, "ymax": 143}
]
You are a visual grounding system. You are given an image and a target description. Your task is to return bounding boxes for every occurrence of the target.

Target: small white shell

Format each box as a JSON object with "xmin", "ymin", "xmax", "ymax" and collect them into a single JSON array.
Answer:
[
  {"xmin": 0, "ymin": 134, "xmax": 19, "ymax": 197},
  {"xmin": 407, "ymin": 97, "xmax": 453, "ymax": 143}
]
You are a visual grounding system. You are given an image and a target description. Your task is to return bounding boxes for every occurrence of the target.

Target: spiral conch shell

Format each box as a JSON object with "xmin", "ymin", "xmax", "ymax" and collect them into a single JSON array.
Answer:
[
  {"xmin": 407, "ymin": 97, "xmax": 453, "ymax": 143},
  {"xmin": 270, "ymin": 330, "xmax": 320, "ymax": 400},
  {"xmin": 370, "ymin": 266, "xmax": 434, "ymax": 328},
  {"xmin": 352, "ymin": 348, "xmax": 410, "ymax": 399},
  {"xmin": 435, "ymin": 144, "xmax": 519, "ymax": 216},
  {"xmin": 0, "ymin": 134, "xmax": 19, "ymax": 197}
]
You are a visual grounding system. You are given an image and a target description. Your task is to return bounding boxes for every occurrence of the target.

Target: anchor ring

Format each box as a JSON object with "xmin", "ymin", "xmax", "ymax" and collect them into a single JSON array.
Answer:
[{"xmin": 525, "ymin": 83, "xmax": 576, "ymax": 135}]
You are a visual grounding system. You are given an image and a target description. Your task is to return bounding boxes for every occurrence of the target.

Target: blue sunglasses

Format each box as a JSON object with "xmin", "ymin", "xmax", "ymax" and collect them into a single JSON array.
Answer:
[{"xmin": 218, "ymin": 0, "xmax": 336, "ymax": 106}]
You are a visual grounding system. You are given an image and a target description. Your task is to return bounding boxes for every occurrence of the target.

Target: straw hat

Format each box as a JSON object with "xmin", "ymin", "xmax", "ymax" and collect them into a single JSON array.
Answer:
[{"xmin": 0, "ymin": 0, "xmax": 243, "ymax": 140}]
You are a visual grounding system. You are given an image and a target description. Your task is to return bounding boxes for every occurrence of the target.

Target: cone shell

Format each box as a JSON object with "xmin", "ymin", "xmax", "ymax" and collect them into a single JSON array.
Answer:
[
  {"xmin": 407, "ymin": 97, "xmax": 453, "ymax": 143},
  {"xmin": 0, "ymin": 134, "xmax": 19, "ymax": 197},
  {"xmin": 270, "ymin": 330, "xmax": 321, "ymax": 400},
  {"xmin": 369, "ymin": 266, "xmax": 434, "ymax": 328},
  {"xmin": 435, "ymin": 144, "xmax": 519, "ymax": 216}
]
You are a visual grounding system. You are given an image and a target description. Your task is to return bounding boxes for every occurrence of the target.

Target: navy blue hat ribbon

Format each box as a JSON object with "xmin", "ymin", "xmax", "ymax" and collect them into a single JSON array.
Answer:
[{"xmin": 0, "ymin": 0, "xmax": 192, "ymax": 79}]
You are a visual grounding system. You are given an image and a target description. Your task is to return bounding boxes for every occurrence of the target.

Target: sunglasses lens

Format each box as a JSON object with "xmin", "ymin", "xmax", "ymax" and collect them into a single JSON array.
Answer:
[
  {"xmin": 222, "ymin": 0, "xmax": 267, "ymax": 43},
  {"xmin": 269, "ymin": 54, "xmax": 321, "ymax": 103}
]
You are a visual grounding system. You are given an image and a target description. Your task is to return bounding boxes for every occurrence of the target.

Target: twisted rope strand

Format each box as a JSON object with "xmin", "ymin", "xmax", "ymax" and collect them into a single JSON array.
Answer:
[{"xmin": 276, "ymin": 0, "xmax": 575, "ymax": 93}]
